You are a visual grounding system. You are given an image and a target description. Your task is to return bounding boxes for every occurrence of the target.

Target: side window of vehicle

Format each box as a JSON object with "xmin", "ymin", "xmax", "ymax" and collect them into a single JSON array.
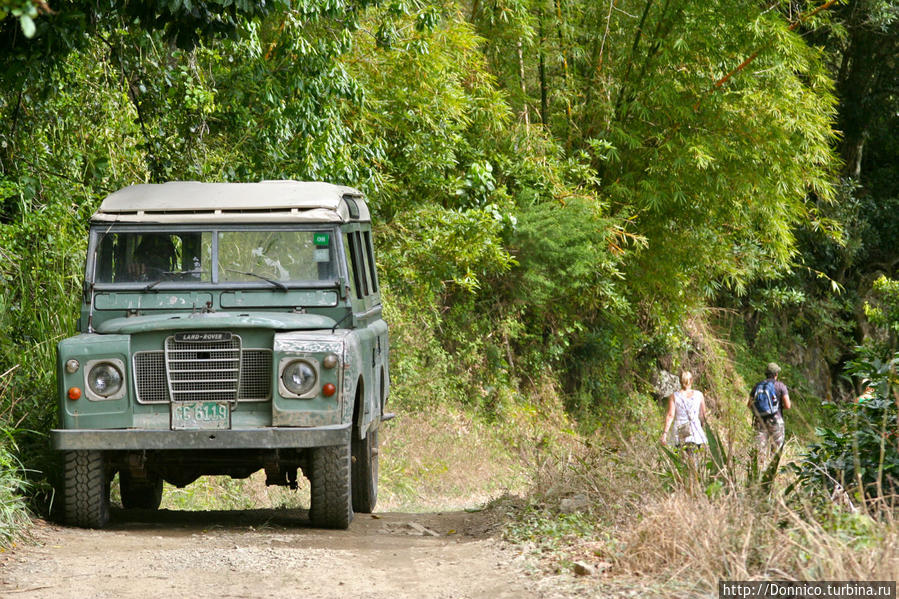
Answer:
[
  {"xmin": 344, "ymin": 232, "xmax": 363, "ymax": 300},
  {"xmin": 352, "ymin": 231, "xmax": 370, "ymax": 297},
  {"xmin": 363, "ymin": 230, "xmax": 379, "ymax": 294},
  {"xmin": 344, "ymin": 228, "xmax": 377, "ymax": 304}
]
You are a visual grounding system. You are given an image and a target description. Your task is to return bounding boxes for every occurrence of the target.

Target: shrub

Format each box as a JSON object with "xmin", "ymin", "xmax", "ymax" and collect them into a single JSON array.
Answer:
[
  {"xmin": 0, "ymin": 369, "xmax": 29, "ymax": 547},
  {"xmin": 792, "ymin": 395, "xmax": 899, "ymax": 510}
]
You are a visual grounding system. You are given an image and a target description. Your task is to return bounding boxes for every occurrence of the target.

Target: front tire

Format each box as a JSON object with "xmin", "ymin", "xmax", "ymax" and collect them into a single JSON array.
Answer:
[
  {"xmin": 119, "ymin": 471, "xmax": 163, "ymax": 510},
  {"xmin": 64, "ymin": 450, "xmax": 110, "ymax": 529},
  {"xmin": 309, "ymin": 441, "xmax": 353, "ymax": 529},
  {"xmin": 352, "ymin": 429, "xmax": 378, "ymax": 513}
]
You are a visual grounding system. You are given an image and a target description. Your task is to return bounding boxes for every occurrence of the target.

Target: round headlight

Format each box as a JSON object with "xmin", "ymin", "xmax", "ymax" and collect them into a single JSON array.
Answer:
[
  {"xmin": 281, "ymin": 360, "xmax": 316, "ymax": 396},
  {"xmin": 88, "ymin": 362, "xmax": 123, "ymax": 398}
]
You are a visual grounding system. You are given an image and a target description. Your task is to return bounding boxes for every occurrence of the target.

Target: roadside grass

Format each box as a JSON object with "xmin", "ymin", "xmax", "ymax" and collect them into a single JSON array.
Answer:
[
  {"xmin": 377, "ymin": 404, "xmax": 530, "ymax": 512},
  {"xmin": 0, "ymin": 433, "xmax": 29, "ymax": 549},
  {"xmin": 487, "ymin": 314, "xmax": 899, "ymax": 593},
  {"xmin": 503, "ymin": 422, "xmax": 899, "ymax": 596},
  {"xmin": 0, "ymin": 370, "xmax": 30, "ymax": 550}
]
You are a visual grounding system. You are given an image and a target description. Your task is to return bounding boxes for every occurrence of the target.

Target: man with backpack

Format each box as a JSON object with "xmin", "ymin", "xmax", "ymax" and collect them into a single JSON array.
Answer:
[{"xmin": 749, "ymin": 362, "xmax": 791, "ymax": 457}]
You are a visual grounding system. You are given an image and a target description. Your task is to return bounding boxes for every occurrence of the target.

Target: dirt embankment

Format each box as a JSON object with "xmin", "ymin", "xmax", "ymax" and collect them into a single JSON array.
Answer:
[{"xmin": 0, "ymin": 508, "xmax": 551, "ymax": 599}]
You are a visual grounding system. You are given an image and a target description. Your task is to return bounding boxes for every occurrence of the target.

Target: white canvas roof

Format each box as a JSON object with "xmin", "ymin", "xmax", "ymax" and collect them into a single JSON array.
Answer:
[{"xmin": 92, "ymin": 181, "xmax": 370, "ymax": 224}]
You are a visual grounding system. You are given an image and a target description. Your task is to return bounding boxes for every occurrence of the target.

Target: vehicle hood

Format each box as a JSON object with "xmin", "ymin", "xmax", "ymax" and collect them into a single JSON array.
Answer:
[{"xmin": 94, "ymin": 311, "xmax": 337, "ymax": 335}]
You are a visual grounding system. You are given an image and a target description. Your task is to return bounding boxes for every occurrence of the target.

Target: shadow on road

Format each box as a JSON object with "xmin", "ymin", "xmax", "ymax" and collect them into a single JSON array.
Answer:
[
  {"xmin": 102, "ymin": 505, "xmax": 501, "ymax": 541},
  {"xmin": 106, "ymin": 506, "xmax": 312, "ymax": 531}
]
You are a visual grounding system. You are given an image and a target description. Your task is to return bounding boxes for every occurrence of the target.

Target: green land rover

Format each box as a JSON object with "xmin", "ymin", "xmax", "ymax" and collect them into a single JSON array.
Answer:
[{"xmin": 53, "ymin": 181, "xmax": 389, "ymax": 529}]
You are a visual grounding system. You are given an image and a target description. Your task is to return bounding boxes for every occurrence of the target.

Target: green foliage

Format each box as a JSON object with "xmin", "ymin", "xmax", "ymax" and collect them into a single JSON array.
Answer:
[
  {"xmin": 380, "ymin": 291, "xmax": 468, "ymax": 411},
  {"xmin": 158, "ymin": 477, "xmax": 266, "ymax": 511},
  {"xmin": 793, "ymin": 334, "xmax": 899, "ymax": 509},
  {"xmin": 0, "ymin": 369, "xmax": 29, "ymax": 547},
  {"xmin": 0, "ymin": 36, "xmax": 145, "ymax": 433},
  {"xmin": 660, "ymin": 425, "xmax": 782, "ymax": 499},
  {"xmin": 732, "ymin": 0, "xmax": 899, "ymax": 404},
  {"xmin": 379, "ymin": 206, "xmax": 515, "ymax": 300},
  {"xmin": 0, "ymin": 0, "xmax": 40, "ymax": 38},
  {"xmin": 0, "ymin": 0, "xmax": 294, "ymax": 73},
  {"xmin": 866, "ymin": 276, "xmax": 899, "ymax": 339},
  {"xmin": 477, "ymin": 0, "xmax": 840, "ymax": 319},
  {"xmin": 792, "ymin": 269, "xmax": 899, "ymax": 509},
  {"xmin": 505, "ymin": 505, "xmax": 598, "ymax": 548},
  {"xmin": 0, "ymin": 0, "xmax": 843, "ymax": 434},
  {"xmin": 0, "ymin": 429, "xmax": 28, "ymax": 547},
  {"xmin": 345, "ymin": 7, "xmax": 514, "ymax": 217},
  {"xmin": 602, "ymin": 1, "xmax": 837, "ymax": 307},
  {"xmin": 792, "ymin": 395, "xmax": 899, "ymax": 508},
  {"xmin": 0, "ymin": 203, "xmax": 90, "ymax": 430},
  {"xmin": 513, "ymin": 196, "xmax": 630, "ymax": 325}
]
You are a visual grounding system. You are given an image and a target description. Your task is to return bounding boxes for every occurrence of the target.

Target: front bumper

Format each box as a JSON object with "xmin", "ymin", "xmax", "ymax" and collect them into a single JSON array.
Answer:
[{"xmin": 51, "ymin": 423, "xmax": 350, "ymax": 451}]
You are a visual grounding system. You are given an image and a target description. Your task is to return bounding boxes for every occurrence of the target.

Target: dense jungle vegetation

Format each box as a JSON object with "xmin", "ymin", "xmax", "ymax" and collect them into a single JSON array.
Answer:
[{"xmin": 1, "ymin": 0, "xmax": 899, "ymax": 587}]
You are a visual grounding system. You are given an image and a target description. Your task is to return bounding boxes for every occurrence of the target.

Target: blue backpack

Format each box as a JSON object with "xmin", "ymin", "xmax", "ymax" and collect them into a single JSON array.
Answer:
[{"xmin": 752, "ymin": 380, "xmax": 779, "ymax": 417}]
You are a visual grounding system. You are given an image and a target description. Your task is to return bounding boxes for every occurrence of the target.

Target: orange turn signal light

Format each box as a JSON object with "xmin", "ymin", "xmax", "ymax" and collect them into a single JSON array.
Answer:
[
  {"xmin": 322, "ymin": 383, "xmax": 336, "ymax": 397},
  {"xmin": 67, "ymin": 387, "xmax": 82, "ymax": 400}
]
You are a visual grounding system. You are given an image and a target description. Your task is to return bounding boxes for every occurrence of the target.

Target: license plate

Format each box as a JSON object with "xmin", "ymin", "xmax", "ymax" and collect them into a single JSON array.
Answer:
[{"xmin": 171, "ymin": 401, "xmax": 230, "ymax": 430}]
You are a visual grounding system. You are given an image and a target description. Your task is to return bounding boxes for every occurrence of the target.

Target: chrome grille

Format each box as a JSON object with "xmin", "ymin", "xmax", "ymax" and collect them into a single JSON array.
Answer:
[
  {"xmin": 165, "ymin": 336, "xmax": 241, "ymax": 403},
  {"xmin": 133, "ymin": 341, "xmax": 272, "ymax": 403},
  {"xmin": 134, "ymin": 352, "xmax": 169, "ymax": 403}
]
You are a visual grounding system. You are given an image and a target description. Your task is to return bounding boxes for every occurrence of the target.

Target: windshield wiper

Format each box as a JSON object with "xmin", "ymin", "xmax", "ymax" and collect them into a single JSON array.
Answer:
[
  {"xmin": 143, "ymin": 269, "xmax": 209, "ymax": 292},
  {"xmin": 224, "ymin": 269, "xmax": 289, "ymax": 291}
]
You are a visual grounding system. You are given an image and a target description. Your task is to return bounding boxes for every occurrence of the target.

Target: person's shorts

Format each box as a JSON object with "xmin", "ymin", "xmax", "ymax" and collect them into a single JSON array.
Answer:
[
  {"xmin": 754, "ymin": 413, "xmax": 784, "ymax": 450},
  {"xmin": 674, "ymin": 441, "xmax": 704, "ymax": 456}
]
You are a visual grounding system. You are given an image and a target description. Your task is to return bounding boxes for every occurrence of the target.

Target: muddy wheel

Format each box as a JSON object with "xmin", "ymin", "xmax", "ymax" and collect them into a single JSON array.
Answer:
[
  {"xmin": 351, "ymin": 428, "xmax": 378, "ymax": 513},
  {"xmin": 309, "ymin": 441, "xmax": 353, "ymax": 529},
  {"xmin": 64, "ymin": 450, "xmax": 110, "ymax": 529},
  {"xmin": 119, "ymin": 471, "xmax": 163, "ymax": 510}
]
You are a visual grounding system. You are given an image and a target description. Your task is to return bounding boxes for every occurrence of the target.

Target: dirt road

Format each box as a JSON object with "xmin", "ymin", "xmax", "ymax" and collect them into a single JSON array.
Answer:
[{"xmin": 0, "ymin": 507, "xmax": 547, "ymax": 599}]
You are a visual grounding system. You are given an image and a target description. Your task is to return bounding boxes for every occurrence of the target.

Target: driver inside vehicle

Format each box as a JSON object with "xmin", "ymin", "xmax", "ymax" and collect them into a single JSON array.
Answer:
[{"xmin": 128, "ymin": 234, "xmax": 176, "ymax": 281}]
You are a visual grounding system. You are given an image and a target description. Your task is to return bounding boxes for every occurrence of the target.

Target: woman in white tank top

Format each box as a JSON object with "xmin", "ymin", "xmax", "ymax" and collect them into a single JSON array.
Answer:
[{"xmin": 661, "ymin": 370, "xmax": 708, "ymax": 447}]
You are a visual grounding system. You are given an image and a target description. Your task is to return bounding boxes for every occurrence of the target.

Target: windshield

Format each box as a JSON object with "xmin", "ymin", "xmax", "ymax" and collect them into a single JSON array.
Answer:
[
  {"xmin": 93, "ymin": 229, "xmax": 337, "ymax": 286},
  {"xmin": 218, "ymin": 231, "xmax": 335, "ymax": 283}
]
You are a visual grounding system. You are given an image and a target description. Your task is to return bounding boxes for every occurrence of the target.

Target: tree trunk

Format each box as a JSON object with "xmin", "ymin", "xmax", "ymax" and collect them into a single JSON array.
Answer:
[
  {"xmin": 538, "ymin": 9, "xmax": 548, "ymax": 126},
  {"xmin": 553, "ymin": 0, "xmax": 571, "ymax": 129},
  {"xmin": 835, "ymin": 13, "xmax": 886, "ymax": 181},
  {"xmin": 517, "ymin": 39, "xmax": 530, "ymax": 127}
]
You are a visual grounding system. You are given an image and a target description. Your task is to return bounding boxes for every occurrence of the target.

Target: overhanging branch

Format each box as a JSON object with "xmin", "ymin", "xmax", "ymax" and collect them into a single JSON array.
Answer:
[{"xmin": 694, "ymin": 0, "xmax": 839, "ymax": 112}]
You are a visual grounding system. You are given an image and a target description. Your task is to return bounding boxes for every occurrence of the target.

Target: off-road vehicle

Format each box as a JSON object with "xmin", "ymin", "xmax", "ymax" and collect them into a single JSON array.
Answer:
[{"xmin": 53, "ymin": 181, "xmax": 389, "ymax": 529}]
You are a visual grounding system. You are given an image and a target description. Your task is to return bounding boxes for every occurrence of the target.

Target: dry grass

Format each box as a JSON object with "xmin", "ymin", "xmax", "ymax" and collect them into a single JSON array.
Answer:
[
  {"xmin": 378, "ymin": 403, "xmax": 531, "ymax": 511},
  {"xmin": 616, "ymin": 491, "xmax": 899, "ymax": 587},
  {"xmin": 515, "ymin": 426, "xmax": 899, "ymax": 594}
]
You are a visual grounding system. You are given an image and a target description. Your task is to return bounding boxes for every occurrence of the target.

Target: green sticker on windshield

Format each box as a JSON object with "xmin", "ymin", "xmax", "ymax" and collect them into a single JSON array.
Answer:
[{"xmin": 313, "ymin": 233, "xmax": 330, "ymax": 246}]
